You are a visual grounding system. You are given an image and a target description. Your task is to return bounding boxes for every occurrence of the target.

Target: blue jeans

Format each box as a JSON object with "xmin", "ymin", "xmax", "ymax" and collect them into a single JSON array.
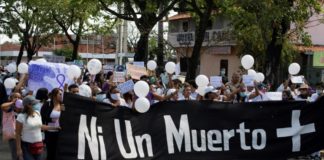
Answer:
[{"xmin": 21, "ymin": 141, "xmax": 41, "ymax": 160}]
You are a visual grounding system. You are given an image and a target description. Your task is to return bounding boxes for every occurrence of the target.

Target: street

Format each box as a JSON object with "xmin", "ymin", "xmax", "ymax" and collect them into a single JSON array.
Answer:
[{"xmin": 0, "ymin": 134, "xmax": 11, "ymax": 160}]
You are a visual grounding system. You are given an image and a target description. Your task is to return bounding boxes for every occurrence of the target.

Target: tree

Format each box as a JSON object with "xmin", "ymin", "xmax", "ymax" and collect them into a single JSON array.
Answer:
[
  {"xmin": 99, "ymin": 0, "xmax": 178, "ymax": 62},
  {"xmin": 227, "ymin": 0, "xmax": 322, "ymax": 87},
  {"xmin": 180, "ymin": 0, "xmax": 216, "ymax": 81},
  {"xmin": 0, "ymin": 0, "xmax": 58, "ymax": 64}
]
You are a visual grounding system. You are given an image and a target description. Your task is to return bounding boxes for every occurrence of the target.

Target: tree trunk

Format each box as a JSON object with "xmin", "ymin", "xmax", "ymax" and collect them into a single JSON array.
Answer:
[
  {"xmin": 185, "ymin": 0, "xmax": 213, "ymax": 81},
  {"xmin": 72, "ymin": 42, "xmax": 79, "ymax": 61},
  {"xmin": 134, "ymin": 31, "xmax": 150, "ymax": 62},
  {"xmin": 16, "ymin": 42, "xmax": 25, "ymax": 65},
  {"xmin": 157, "ymin": 18, "xmax": 164, "ymax": 74},
  {"xmin": 72, "ymin": 35, "xmax": 81, "ymax": 61}
]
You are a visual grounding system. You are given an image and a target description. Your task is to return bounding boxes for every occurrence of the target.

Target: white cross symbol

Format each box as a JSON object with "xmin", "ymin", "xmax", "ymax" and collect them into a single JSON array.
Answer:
[{"xmin": 276, "ymin": 110, "xmax": 316, "ymax": 152}]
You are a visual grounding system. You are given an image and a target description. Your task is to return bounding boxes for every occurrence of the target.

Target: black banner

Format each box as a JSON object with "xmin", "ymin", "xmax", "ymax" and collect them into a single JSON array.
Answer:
[{"xmin": 57, "ymin": 93, "xmax": 324, "ymax": 160}]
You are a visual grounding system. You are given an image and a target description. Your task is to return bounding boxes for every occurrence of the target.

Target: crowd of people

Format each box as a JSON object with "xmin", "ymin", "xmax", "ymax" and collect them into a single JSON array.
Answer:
[{"xmin": 0, "ymin": 64, "xmax": 323, "ymax": 160}]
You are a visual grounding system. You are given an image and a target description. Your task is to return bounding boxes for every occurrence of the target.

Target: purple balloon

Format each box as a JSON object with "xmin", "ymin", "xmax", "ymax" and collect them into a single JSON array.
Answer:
[{"xmin": 15, "ymin": 99, "xmax": 23, "ymax": 109}]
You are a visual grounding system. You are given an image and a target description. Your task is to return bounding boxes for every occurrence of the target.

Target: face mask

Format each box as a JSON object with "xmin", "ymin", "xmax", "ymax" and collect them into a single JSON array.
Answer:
[
  {"xmin": 316, "ymin": 90, "xmax": 323, "ymax": 94},
  {"xmin": 33, "ymin": 103, "xmax": 42, "ymax": 111},
  {"xmin": 96, "ymin": 94, "xmax": 106, "ymax": 102},
  {"xmin": 239, "ymin": 92, "xmax": 246, "ymax": 97},
  {"xmin": 111, "ymin": 93, "xmax": 121, "ymax": 101}
]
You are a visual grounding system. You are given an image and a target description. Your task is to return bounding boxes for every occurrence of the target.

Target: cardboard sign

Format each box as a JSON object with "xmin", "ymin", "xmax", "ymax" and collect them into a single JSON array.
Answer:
[
  {"xmin": 291, "ymin": 76, "xmax": 304, "ymax": 84},
  {"xmin": 243, "ymin": 75, "xmax": 255, "ymax": 87},
  {"xmin": 126, "ymin": 63, "xmax": 148, "ymax": 80},
  {"xmin": 210, "ymin": 76, "xmax": 223, "ymax": 88},
  {"xmin": 133, "ymin": 61, "xmax": 145, "ymax": 67},
  {"xmin": 28, "ymin": 61, "xmax": 73, "ymax": 92},
  {"xmin": 43, "ymin": 55, "xmax": 66, "ymax": 63},
  {"xmin": 113, "ymin": 72, "xmax": 125, "ymax": 83},
  {"xmin": 117, "ymin": 80, "xmax": 135, "ymax": 94}
]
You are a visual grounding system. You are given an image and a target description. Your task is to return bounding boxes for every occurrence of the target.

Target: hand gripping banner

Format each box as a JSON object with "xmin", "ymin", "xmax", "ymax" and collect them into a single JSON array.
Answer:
[{"xmin": 57, "ymin": 93, "xmax": 324, "ymax": 160}]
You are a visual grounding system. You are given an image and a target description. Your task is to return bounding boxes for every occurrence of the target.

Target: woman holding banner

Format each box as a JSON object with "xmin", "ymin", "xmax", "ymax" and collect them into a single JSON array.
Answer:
[{"xmin": 40, "ymin": 88, "xmax": 63, "ymax": 160}]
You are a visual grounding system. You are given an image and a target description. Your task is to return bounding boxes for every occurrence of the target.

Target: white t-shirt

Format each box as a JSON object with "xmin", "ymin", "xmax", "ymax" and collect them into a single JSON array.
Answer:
[{"xmin": 17, "ymin": 112, "xmax": 43, "ymax": 143}]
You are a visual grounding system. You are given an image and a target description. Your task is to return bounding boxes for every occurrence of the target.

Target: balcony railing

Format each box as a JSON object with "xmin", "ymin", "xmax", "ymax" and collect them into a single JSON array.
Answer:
[{"xmin": 168, "ymin": 29, "xmax": 236, "ymax": 48}]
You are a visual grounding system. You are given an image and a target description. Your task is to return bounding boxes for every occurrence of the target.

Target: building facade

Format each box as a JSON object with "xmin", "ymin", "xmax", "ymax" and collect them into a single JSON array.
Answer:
[
  {"xmin": 167, "ymin": 13, "xmax": 240, "ymax": 79},
  {"xmin": 0, "ymin": 34, "xmax": 119, "ymax": 65}
]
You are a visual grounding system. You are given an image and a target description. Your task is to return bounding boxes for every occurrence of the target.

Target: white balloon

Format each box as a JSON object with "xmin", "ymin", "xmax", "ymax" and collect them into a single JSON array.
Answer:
[
  {"xmin": 78, "ymin": 84, "xmax": 92, "ymax": 98},
  {"xmin": 36, "ymin": 58, "xmax": 47, "ymax": 63},
  {"xmin": 18, "ymin": 63, "xmax": 29, "ymax": 74},
  {"xmin": 135, "ymin": 97, "xmax": 150, "ymax": 113},
  {"xmin": 6, "ymin": 63, "xmax": 17, "ymax": 73},
  {"xmin": 195, "ymin": 75, "xmax": 209, "ymax": 87},
  {"xmin": 256, "ymin": 72, "xmax": 265, "ymax": 82},
  {"xmin": 4, "ymin": 78, "xmax": 16, "ymax": 89},
  {"xmin": 241, "ymin": 55, "xmax": 254, "ymax": 70},
  {"xmin": 165, "ymin": 62, "xmax": 176, "ymax": 74},
  {"xmin": 87, "ymin": 59, "xmax": 102, "ymax": 75},
  {"xmin": 67, "ymin": 65, "xmax": 81, "ymax": 80},
  {"xmin": 197, "ymin": 86, "xmax": 207, "ymax": 96},
  {"xmin": 147, "ymin": 60, "xmax": 157, "ymax": 71},
  {"xmin": 247, "ymin": 69, "xmax": 257, "ymax": 80},
  {"xmin": 288, "ymin": 63, "xmax": 300, "ymax": 75},
  {"xmin": 134, "ymin": 81, "xmax": 149, "ymax": 97}
]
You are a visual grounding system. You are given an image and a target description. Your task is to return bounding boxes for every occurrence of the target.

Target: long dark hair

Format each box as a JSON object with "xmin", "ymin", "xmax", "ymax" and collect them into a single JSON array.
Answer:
[
  {"xmin": 49, "ymin": 88, "xmax": 63, "ymax": 107},
  {"xmin": 35, "ymin": 88, "xmax": 49, "ymax": 103}
]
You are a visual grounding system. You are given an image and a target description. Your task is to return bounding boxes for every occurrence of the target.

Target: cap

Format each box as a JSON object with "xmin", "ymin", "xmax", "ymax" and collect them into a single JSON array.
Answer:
[
  {"xmin": 299, "ymin": 84, "xmax": 309, "ymax": 90},
  {"xmin": 22, "ymin": 96, "xmax": 40, "ymax": 106}
]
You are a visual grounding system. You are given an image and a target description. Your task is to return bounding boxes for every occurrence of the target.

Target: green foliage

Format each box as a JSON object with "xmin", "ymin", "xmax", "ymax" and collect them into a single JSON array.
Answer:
[{"xmin": 227, "ymin": 0, "xmax": 322, "ymax": 64}]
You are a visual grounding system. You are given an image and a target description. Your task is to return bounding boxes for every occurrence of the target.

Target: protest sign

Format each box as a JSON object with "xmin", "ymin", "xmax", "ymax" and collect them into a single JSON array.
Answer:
[
  {"xmin": 113, "ymin": 72, "xmax": 125, "ymax": 83},
  {"xmin": 265, "ymin": 92, "xmax": 283, "ymax": 101},
  {"xmin": 243, "ymin": 75, "xmax": 255, "ymax": 87},
  {"xmin": 43, "ymin": 55, "xmax": 66, "ymax": 63},
  {"xmin": 133, "ymin": 61, "xmax": 145, "ymax": 67},
  {"xmin": 117, "ymin": 80, "xmax": 135, "ymax": 94},
  {"xmin": 291, "ymin": 76, "xmax": 304, "ymax": 84},
  {"xmin": 58, "ymin": 94, "xmax": 324, "ymax": 160},
  {"xmin": 210, "ymin": 76, "xmax": 223, "ymax": 88},
  {"xmin": 126, "ymin": 63, "xmax": 148, "ymax": 80},
  {"xmin": 28, "ymin": 61, "xmax": 73, "ymax": 92}
]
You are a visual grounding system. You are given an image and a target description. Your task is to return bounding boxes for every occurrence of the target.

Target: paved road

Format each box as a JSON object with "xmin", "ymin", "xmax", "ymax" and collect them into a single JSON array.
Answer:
[{"xmin": 0, "ymin": 134, "xmax": 12, "ymax": 160}]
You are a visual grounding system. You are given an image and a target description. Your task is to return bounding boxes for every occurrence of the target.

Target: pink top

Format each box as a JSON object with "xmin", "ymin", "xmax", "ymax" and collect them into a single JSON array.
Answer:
[{"xmin": 2, "ymin": 111, "xmax": 16, "ymax": 141}]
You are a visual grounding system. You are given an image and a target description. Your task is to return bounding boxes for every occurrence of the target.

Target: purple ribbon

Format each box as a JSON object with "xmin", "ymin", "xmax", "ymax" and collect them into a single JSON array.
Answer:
[{"xmin": 56, "ymin": 74, "xmax": 66, "ymax": 89}]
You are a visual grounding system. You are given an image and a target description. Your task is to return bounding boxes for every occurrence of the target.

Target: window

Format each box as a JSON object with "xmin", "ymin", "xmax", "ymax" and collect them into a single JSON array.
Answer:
[
  {"xmin": 182, "ymin": 21, "xmax": 189, "ymax": 32},
  {"xmin": 220, "ymin": 59, "xmax": 228, "ymax": 77}
]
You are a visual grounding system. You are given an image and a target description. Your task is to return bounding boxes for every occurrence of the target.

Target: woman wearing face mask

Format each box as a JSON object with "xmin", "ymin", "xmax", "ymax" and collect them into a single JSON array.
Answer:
[
  {"xmin": 40, "ymin": 88, "xmax": 63, "ymax": 160},
  {"xmin": 16, "ymin": 96, "xmax": 60, "ymax": 160},
  {"xmin": 103, "ymin": 86, "xmax": 128, "ymax": 108}
]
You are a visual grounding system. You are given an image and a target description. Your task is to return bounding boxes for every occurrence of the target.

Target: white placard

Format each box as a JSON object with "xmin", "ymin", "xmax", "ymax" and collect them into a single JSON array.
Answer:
[
  {"xmin": 210, "ymin": 76, "xmax": 223, "ymax": 88},
  {"xmin": 113, "ymin": 72, "xmax": 125, "ymax": 83},
  {"xmin": 117, "ymin": 80, "xmax": 135, "ymax": 94},
  {"xmin": 265, "ymin": 92, "xmax": 282, "ymax": 101},
  {"xmin": 291, "ymin": 76, "xmax": 304, "ymax": 84},
  {"xmin": 243, "ymin": 75, "xmax": 254, "ymax": 87}
]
